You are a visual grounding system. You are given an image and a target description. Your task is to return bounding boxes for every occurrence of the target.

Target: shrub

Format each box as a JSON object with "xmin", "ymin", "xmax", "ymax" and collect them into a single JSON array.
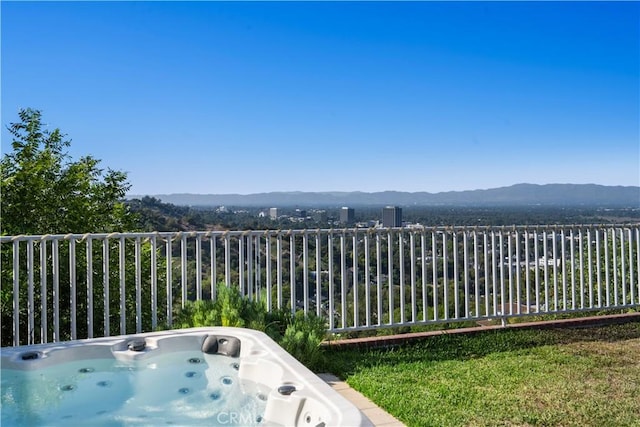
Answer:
[
  {"xmin": 280, "ymin": 310, "xmax": 327, "ymax": 371},
  {"xmin": 173, "ymin": 284, "xmax": 328, "ymax": 369}
]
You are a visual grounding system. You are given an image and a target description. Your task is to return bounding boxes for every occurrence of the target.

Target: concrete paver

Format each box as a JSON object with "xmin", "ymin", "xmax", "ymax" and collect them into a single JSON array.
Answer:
[{"xmin": 317, "ymin": 373, "xmax": 406, "ymax": 427}]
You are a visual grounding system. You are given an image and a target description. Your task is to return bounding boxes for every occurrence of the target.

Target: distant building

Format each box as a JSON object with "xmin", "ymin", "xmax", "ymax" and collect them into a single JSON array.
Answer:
[
  {"xmin": 356, "ymin": 220, "xmax": 377, "ymax": 228},
  {"xmin": 382, "ymin": 206, "xmax": 402, "ymax": 227},
  {"xmin": 311, "ymin": 209, "xmax": 328, "ymax": 223},
  {"xmin": 269, "ymin": 207, "xmax": 279, "ymax": 219},
  {"xmin": 340, "ymin": 207, "xmax": 354, "ymax": 224},
  {"xmin": 295, "ymin": 209, "xmax": 307, "ymax": 218}
]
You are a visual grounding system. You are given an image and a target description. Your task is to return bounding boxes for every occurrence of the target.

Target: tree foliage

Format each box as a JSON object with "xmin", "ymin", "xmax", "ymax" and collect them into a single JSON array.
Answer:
[
  {"xmin": 1, "ymin": 108, "xmax": 135, "ymax": 235},
  {"xmin": 1, "ymin": 108, "xmax": 144, "ymax": 346}
]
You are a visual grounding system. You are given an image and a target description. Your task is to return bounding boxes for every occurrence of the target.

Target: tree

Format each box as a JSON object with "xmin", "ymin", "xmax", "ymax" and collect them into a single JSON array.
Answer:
[
  {"xmin": 1, "ymin": 108, "xmax": 135, "ymax": 235},
  {"xmin": 1, "ymin": 108, "xmax": 143, "ymax": 345}
]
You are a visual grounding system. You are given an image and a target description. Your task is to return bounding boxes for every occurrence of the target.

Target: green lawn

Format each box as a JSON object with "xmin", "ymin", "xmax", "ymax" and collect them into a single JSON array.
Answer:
[{"xmin": 321, "ymin": 322, "xmax": 640, "ymax": 427}]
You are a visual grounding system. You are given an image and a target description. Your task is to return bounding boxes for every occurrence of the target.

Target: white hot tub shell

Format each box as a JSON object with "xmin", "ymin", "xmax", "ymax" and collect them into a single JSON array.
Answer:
[{"xmin": 1, "ymin": 327, "xmax": 372, "ymax": 427}]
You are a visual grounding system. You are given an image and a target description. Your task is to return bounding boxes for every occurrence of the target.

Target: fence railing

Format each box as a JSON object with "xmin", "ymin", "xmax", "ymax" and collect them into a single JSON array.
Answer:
[{"xmin": 2, "ymin": 224, "xmax": 639, "ymax": 346}]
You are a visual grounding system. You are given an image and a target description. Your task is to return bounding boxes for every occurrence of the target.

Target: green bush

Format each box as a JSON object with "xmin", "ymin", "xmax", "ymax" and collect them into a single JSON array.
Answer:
[
  {"xmin": 280, "ymin": 311, "xmax": 327, "ymax": 371},
  {"xmin": 173, "ymin": 285, "xmax": 266, "ymax": 329},
  {"xmin": 173, "ymin": 285, "xmax": 328, "ymax": 369}
]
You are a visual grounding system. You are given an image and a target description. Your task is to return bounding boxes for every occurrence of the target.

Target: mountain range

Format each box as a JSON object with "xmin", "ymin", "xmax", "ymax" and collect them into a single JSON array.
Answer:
[{"xmin": 128, "ymin": 183, "xmax": 640, "ymax": 208}]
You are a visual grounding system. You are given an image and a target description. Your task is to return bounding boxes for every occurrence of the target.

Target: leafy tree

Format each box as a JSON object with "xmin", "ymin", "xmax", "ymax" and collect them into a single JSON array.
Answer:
[
  {"xmin": 1, "ymin": 108, "xmax": 135, "ymax": 235},
  {"xmin": 1, "ymin": 108, "xmax": 142, "ymax": 345}
]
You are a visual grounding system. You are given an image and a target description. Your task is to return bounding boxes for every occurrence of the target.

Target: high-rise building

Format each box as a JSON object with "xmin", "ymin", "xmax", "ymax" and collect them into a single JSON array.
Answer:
[
  {"xmin": 269, "ymin": 208, "xmax": 279, "ymax": 219},
  {"xmin": 340, "ymin": 207, "xmax": 354, "ymax": 224},
  {"xmin": 382, "ymin": 206, "xmax": 402, "ymax": 227}
]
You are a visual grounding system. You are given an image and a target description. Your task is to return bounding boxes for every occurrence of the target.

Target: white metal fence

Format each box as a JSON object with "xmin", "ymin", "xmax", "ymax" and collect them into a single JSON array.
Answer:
[{"xmin": 2, "ymin": 224, "xmax": 639, "ymax": 346}]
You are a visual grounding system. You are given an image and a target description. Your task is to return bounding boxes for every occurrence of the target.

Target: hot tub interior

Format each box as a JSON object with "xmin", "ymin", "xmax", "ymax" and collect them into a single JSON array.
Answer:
[{"xmin": 1, "ymin": 327, "xmax": 371, "ymax": 427}]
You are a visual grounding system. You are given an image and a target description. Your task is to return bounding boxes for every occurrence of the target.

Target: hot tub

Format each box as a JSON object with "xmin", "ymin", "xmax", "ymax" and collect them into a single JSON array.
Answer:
[{"xmin": 1, "ymin": 327, "xmax": 372, "ymax": 426}]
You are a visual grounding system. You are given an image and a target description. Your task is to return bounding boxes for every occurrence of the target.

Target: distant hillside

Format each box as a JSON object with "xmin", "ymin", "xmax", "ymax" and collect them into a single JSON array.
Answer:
[{"xmin": 128, "ymin": 183, "xmax": 640, "ymax": 208}]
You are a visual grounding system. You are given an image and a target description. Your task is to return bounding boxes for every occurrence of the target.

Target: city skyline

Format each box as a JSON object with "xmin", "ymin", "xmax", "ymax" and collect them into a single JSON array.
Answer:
[{"xmin": 2, "ymin": 1, "xmax": 638, "ymax": 195}]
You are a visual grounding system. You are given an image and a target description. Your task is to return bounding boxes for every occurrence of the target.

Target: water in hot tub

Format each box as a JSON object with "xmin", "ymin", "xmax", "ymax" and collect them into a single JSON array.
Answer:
[{"xmin": 1, "ymin": 350, "xmax": 269, "ymax": 426}]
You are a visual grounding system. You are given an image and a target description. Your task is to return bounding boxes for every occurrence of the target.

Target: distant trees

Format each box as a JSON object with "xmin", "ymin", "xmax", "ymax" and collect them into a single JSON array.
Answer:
[
  {"xmin": 127, "ymin": 196, "xmax": 198, "ymax": 231},
  {"xmin": 126, "ymin": 197, "xmax": 281, "ymax": 232}
]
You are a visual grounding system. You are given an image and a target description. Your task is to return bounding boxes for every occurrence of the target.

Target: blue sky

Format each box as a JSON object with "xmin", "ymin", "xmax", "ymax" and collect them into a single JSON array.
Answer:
[{"xmin": 2, "ymin": 1, "xmax": 639, "ymax": 195}]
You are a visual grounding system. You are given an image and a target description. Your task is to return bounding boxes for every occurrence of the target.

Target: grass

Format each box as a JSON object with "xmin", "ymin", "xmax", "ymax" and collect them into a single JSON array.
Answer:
[{"xmin": 320, "ymin": 321, "xmax": 640, "ymax": 427}]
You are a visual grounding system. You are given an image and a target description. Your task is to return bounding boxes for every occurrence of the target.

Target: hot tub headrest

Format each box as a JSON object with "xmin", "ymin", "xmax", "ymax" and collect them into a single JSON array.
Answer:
[
  {"xmin": 201, "ymin": 335, "xmax": 241, "ymax": 358},
  {"xmin": 127, "ymin": 339, "xmax": 146, "ymax": 352}
]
